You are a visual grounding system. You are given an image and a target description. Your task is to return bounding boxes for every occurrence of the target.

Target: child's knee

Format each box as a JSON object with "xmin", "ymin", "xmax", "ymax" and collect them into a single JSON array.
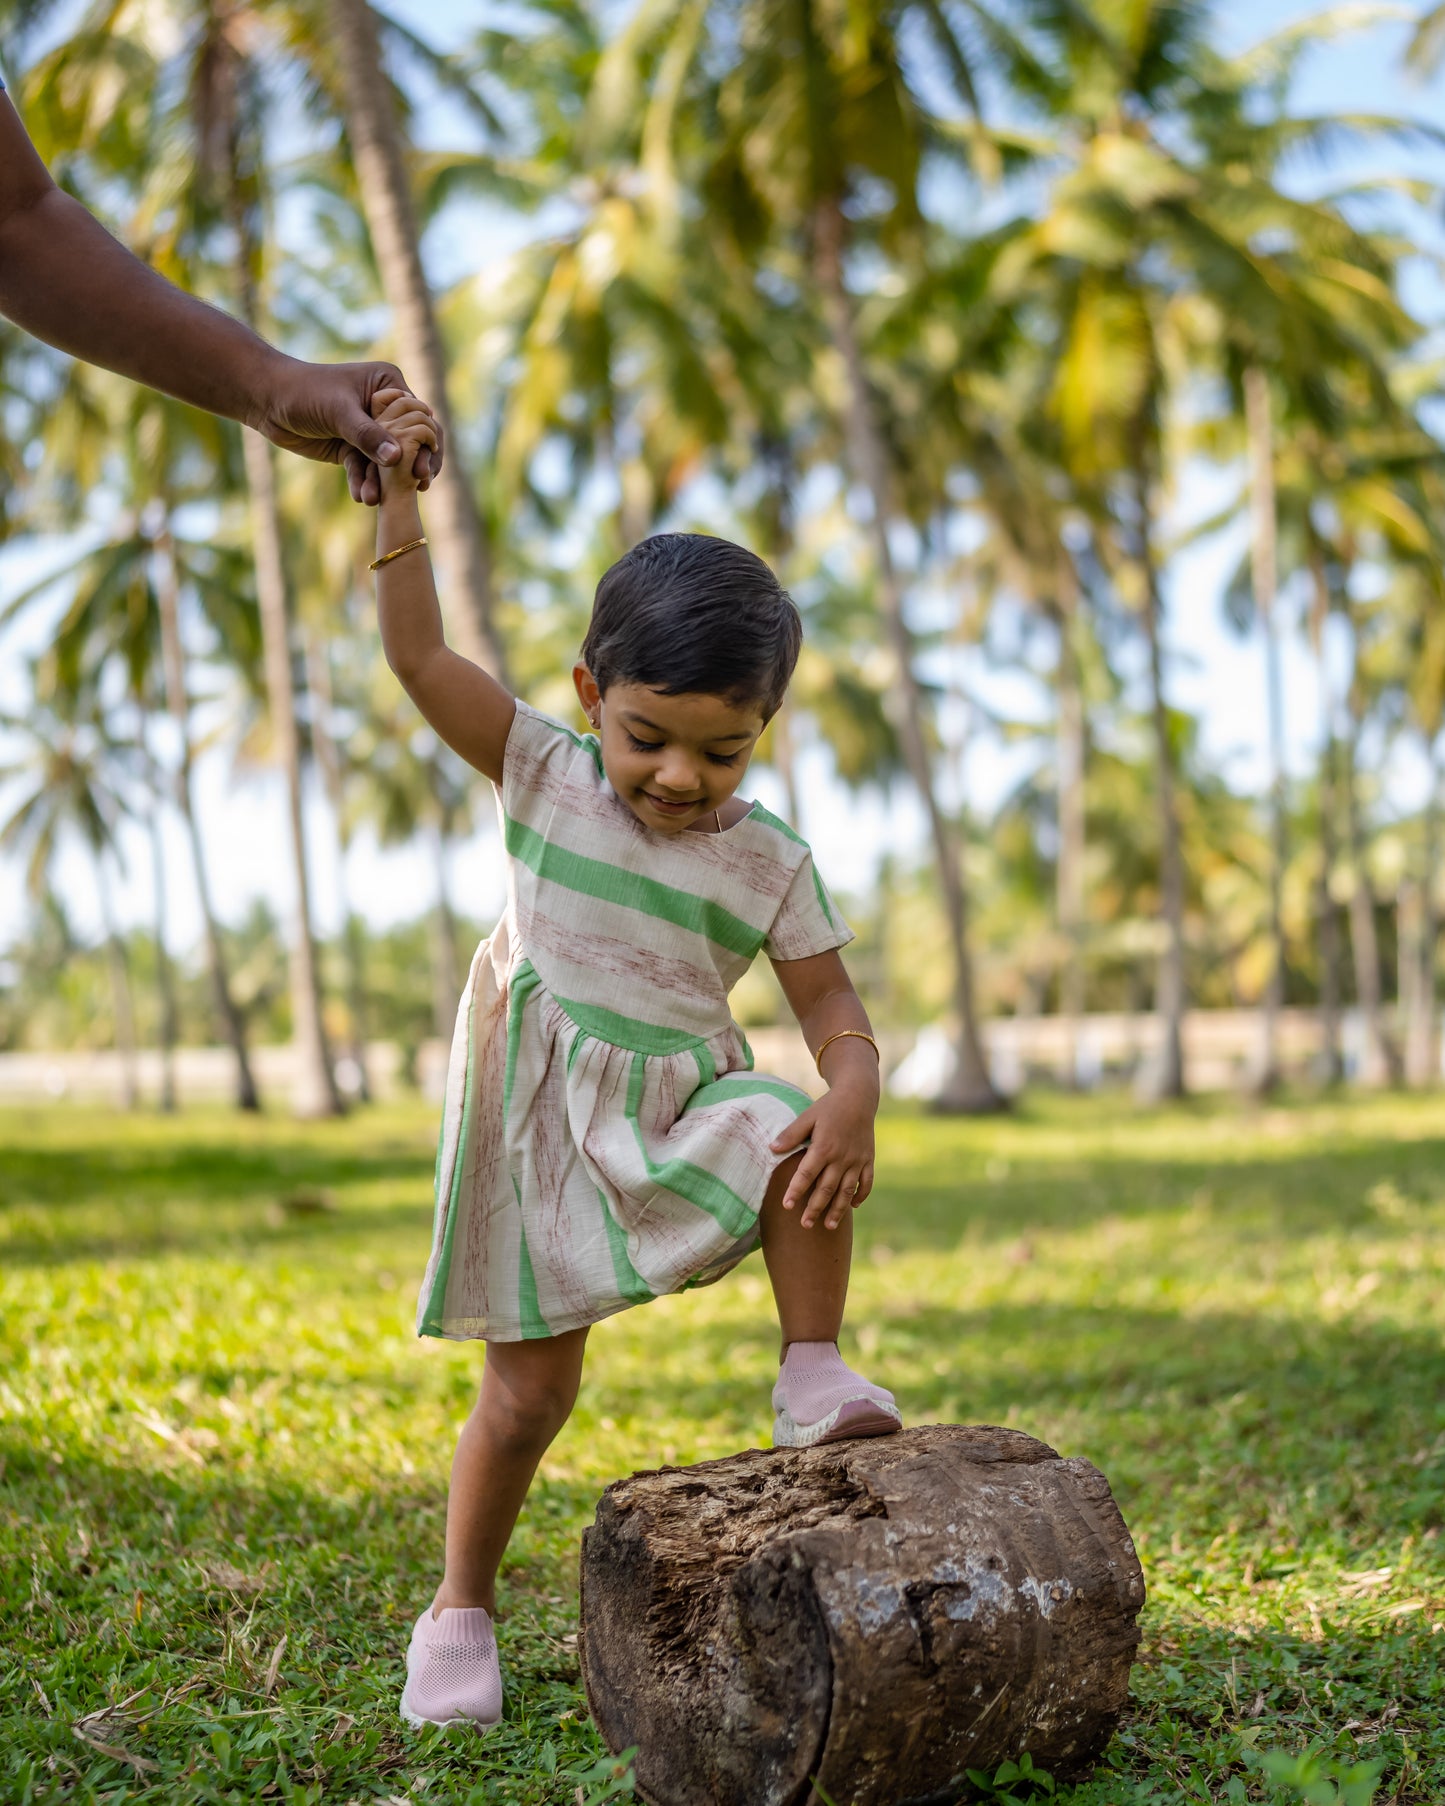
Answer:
[{"xmin": 479, "ymin": 1357, "xmax": 580, "ymax": 1451}]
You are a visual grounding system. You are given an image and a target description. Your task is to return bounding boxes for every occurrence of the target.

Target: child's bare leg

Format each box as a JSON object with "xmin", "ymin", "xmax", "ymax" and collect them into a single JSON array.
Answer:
[
  {"xmin": 433, "ymin": 1327, "xmax": 588, "ymax": 1617},
  {"xmin": 759, "ymin": 1150, "xmax": 852, "ymax": 1354},
  {"xmin": 760, "ymin": 1152, "xmax": 900, "ymax": 1443}
]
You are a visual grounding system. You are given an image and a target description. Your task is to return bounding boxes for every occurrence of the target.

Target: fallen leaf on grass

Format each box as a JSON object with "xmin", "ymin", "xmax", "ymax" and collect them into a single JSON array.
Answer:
[
  {"xmin": 32, "ymin": 1680, "xmax": 52, "ymax": 1716},
  {"xmin": 198, "ymin": 1558, "xmax": 268, "ymax": 1595},
  {"xmin": 326, "ymin": 1713, "xmax": 356, "ymax": 1744},
  {"xmin": 71, "ymin": 1727, "xmax": 158, "ymax": 1773},
  {"xmin": 264, "ymin": 1634, "xmax": 287, "ymax": 1695},
  {"xmin": 132, "ymin": 1409, "xmax": 207, "ymax": 1468}
]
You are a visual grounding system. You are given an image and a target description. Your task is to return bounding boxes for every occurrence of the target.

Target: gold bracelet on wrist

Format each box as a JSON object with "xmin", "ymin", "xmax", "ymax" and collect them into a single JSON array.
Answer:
[
  {"xmin": 814, "ymin": 1029, "xmax": 881, "ymax": 1075},
  {"xmin": 370, "ymin": 535, "xmax": 428, "ymax": 571}
]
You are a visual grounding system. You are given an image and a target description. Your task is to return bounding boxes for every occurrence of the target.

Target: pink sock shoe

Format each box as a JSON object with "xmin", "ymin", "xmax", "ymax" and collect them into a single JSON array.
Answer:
[
  {"xmin": 399, "ymin": 1604, "xmax": 503, "ymax": 1729},
  {"xmin": 772, "ymin": 1341, "xmax": 902, "ymax": 1447}
]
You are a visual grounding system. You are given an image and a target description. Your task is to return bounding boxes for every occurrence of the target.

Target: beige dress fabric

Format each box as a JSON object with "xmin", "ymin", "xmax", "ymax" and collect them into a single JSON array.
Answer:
[{"xmin": 416, "ymin": 701, "xmax": 853, "ymax": 1342}]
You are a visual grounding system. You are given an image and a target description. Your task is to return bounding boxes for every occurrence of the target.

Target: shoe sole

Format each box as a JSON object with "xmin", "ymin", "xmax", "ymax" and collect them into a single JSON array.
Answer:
[{"xmin": 773, "ymin": 1397, "xmax": 903, "ymax": 1448}]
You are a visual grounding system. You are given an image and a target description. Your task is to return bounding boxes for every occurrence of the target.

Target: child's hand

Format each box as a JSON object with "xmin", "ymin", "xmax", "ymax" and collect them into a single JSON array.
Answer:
[
  {"xmin": 771, "ymin": 1074, "xmax": 878, "ymax": 1231},
  {"xmin": 371, "ymin": 387, "xmax": 440, "ymax": 499}
]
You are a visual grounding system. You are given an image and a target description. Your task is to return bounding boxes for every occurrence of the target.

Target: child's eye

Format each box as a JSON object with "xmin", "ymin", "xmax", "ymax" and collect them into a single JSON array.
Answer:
[
  {"xmin": 707, "ymin": 751, "xmax": 742, "ymax": 766},
  {"xmin": 625, "ymin": 732, "xmax": 664, "ymax": 753}
]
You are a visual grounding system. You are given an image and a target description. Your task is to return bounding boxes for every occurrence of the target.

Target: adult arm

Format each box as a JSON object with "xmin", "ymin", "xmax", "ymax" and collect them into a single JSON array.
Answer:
[{"xmin": 0, "ymin": 94, "xmax": 441, "ymax": 504}]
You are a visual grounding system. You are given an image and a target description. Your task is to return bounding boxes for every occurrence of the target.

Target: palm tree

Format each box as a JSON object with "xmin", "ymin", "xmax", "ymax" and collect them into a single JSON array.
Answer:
[
  {"xmin": 191, "ymin": 1, "xmax": 344, "ymax": 1115},
  {"xmin": 0, "ymin": 682, "xmax": 141, "ymax": 1108},
  {"xmin": 21, "ymin": 2, "xmax": 341, "ymax": 1109},
  {"xmin": 319, "ymin": 0, "xmax": 510, "ymax": 681},
  {"xmin": 994, "ymin": 0, "xmax": 1424, "ymax": 1092},
  {"xmin": 663, "ymin": 0, "xmax": 1005, "ymax": 1108},
  {"xmin": 4, "ymin": 355, "xmax": 266, "ymax": 1108}
]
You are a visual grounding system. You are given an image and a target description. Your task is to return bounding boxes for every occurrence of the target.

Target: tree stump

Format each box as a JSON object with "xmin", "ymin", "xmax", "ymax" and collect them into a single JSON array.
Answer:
[{"xmin": 579, "ymin": 1424, "xmax": 1145, "ymax": 1806}]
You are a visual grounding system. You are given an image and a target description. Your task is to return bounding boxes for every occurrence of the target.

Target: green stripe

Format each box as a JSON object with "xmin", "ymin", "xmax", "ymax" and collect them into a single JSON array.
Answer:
[
  {"xmin": 514, "ymin": 1192, "xmax": 550, "ymax": 1339},
  {"xmin": 750, "ymin": 802, "xmax": 806, "ymax": 847},
  {"xmin": 419, "ymin": 986, "xmax": 478, "ymax": 1337},
  {"xmin": 682, "ymin": 1074, "xmax": 812, "ymax": 1117},
  {"xmin": 503, "ymin": 962, "xmax": 553, "ymax": 1338},
  {"xmin": 749, "ymin": 805, "xmax": 838, "ymax": 928},
  {"xmin": 523, "ymin": 705, "xmax": 604, "ymax": 775},
  {"xmin": 597, "ymin": 1187, "xmax": 656, "ymax": 1306},
  {"xmin": 625, "ymin": 1053, "xmax": 757, "ymax": 1239},
  {"xmin": 503, "ymin": 960, "xmax": 544, "ymax": 1118},
  {"xmin": 553, "ymin": 991, "xmax": 707, "ymax": 1057},
  {"xmin": 692, "ymin": 1043, "xmax": 717, "ymax": 1090},
  {"xmin": 504, "ymin": 815, "xmax": 769, "ymax": 958},
  {"xmin": 566, "ymin": 1029, "xmax": 589, "ymax": 1073}
]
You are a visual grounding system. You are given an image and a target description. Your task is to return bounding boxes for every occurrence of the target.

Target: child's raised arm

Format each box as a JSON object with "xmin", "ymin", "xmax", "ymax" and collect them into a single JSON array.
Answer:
[{"xmin": 371, "ymin": 390, "xmax": 515, "ymax": 782}]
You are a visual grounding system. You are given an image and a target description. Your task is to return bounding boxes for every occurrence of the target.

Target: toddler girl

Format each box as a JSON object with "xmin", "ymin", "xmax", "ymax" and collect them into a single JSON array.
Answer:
[{"xmin": 367, "ymin": 391, "xmax": 899, "ymax": 1730}]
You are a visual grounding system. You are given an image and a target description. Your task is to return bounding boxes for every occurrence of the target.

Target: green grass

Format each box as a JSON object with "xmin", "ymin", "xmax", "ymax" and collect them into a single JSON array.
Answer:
[{"xmin": 2, "ymin": 1091, "xmax": 1444, "ymax": 1805}]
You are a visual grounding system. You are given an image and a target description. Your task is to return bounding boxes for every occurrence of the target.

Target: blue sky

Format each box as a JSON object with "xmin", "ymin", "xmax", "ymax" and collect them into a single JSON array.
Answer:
[{"xmin": 1, "ymin": 0, "xmax": 1443, "ymax": 959}]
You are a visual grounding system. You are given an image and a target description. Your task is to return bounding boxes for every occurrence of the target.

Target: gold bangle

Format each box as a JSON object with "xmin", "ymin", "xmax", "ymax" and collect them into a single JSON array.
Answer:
[
  {"xmin": 814, "ymin": 1029, "xmax": 881, "ymax": 1075},
  {"xmin": 369, "ymin": 535, "xmax": 428, "ymax": 571}
]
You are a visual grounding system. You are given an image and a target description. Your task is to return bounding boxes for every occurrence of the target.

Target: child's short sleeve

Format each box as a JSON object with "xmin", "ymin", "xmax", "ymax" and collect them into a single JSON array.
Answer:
[
  {"xmin": 763, "ymin": 851, "xmax": 854, "ymax": 962},
  {"xmin": 500, "ymin": 699, "xmax": 603, "ymax": 822}
]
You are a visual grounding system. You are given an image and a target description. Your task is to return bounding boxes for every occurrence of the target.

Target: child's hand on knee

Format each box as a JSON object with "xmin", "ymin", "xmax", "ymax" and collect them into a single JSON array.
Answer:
[
  {"xmin": 771, "ymin": 1089, "xmax": 877, "ymax": 1231},
  {"xmin": 371, "ymin": 387, "xmax": 439, "ymax": 498}
]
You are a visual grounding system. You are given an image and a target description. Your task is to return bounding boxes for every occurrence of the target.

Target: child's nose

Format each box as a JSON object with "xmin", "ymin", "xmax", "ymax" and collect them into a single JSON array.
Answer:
[{"xmin": 655, "ymin": 749, "xmax": 702, "ymax": 794}]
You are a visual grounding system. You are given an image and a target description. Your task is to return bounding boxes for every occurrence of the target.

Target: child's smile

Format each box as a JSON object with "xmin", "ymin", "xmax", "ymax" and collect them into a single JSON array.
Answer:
[{"xmin": 572, "ymin": 672, "xmax": 764, "ymax": 835}]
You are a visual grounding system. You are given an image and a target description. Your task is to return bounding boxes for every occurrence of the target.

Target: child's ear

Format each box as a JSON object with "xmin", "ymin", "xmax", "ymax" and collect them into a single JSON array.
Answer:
[{"xmin": 572, "ymin": 663, "xmax": 602, "ymax": 726}]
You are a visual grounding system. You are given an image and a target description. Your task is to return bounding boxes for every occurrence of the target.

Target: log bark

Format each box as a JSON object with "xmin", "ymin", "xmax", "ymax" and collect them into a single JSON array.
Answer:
[{"xmin": 580, "ymin": 1424, "xmax": 1145, "ymax": 1806}]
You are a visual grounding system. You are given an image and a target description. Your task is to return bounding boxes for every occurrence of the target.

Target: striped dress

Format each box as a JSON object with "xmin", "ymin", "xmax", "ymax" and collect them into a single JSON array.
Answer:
[{"xmin": 417, "ymin": 701, "xmax": 854, "ymax": 1342}]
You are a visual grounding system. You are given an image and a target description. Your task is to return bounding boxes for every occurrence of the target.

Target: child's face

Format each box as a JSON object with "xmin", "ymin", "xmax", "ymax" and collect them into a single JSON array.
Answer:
[{"xmin": 572, "ymin": 666, "xmax": 765, "ymax": 835}]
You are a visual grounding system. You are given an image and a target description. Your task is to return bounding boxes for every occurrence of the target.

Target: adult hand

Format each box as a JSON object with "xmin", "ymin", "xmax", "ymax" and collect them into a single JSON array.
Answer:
[{"xmin": 257, "ymin": 356, "xmax": 446, "ymax": 505}]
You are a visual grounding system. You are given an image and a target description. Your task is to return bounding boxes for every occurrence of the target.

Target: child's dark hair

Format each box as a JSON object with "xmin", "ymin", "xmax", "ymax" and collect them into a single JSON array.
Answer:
[{"xmin": 581, "ymin": 533, "xmax": 801, "ymax": 719}]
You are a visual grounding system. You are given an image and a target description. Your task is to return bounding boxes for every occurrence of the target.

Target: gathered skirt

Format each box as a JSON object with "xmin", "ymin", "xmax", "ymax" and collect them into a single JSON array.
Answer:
[{"xmin": 416, "ymin": 923, "xmax": 814, "ymax": 1341}]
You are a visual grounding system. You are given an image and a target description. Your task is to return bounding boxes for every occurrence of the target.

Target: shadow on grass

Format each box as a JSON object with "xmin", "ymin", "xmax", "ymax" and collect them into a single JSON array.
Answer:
[{"xmin": 8, "ymin": 1114, "xmax": 1445, "ymax": 1272}]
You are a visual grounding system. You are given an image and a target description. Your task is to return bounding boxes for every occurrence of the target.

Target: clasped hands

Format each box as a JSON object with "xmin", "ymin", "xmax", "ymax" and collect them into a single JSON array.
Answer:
[{"xmin": 257, "ymin": 355, "xmax": 445, "ymax": 506}]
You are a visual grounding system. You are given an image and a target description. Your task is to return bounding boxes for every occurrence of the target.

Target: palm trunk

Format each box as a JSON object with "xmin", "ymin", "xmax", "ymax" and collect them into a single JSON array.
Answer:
[
  {"xmin": 1342, "ymin": 641, "xmax": 1400, "ymax": 1085},
  {"xmin": 226, "ymin": 205, "xmax": 342, "ymax": 1119},
  {"xmin": 814, "ymin": 194, "xmax": 999, "ymax": 1111},
  {"xmin": 158, "ymin": 535, "xmax": 260, "ymax": 1109},
  {"xmin": 96, "ymin": 859, "xmax": 139, "ymax": 1110},
  {"xmin": 1308, "ymin": 546, "xmax": 1344, "ymax": 1084},
  {"xmin": 145, "ymin": 793, "xmax": 179, "ymax": 1113},
  {"xmin": 770, "ymin": 700, "xmax": 804, "ymax": 830},
  {"xmin": 1133, "ymin": 454, "xmax": 1186, "ymax": 1098},
  {"xmin": 1405, "ymin": 737, "xmax": 1441, "ymax": 1085},
  {"xmin": 327, "ymin": 0, "xmax": 509, "ymax": 681},
  {"xmin": 305, "ymin": 631, "xmax": 373, "ymax": 1102},
  {"xmin": 240, "ymin": 426, "xmax": 343, "ymax": 1117},
  {"xmin": 1316, "ymin": 731, "xmax": 1345, "ymax": 1085},
  {"xmin": 1054, "ymin": 562, "xmax": 1087, "ymax": 1074},
  {"xmin": 1245, "ymin": 366, "xmax": 1285, "ymax": 1093},
  {"xmin": 429, "ymin": 818, "xmax": 462, "ymax": 1040}
]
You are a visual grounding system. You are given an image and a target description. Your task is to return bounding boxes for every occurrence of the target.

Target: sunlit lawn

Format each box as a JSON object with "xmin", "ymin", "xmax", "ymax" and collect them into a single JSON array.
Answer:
[{"xmin": 2, "ymin": 1089, "xmax": 1444, "ymax": 1804}]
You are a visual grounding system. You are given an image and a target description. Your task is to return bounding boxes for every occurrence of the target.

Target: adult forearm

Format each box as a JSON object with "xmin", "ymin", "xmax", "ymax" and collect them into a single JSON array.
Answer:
[{"xmin": 0, "ymin": 184, "xmax": 284, "ymax": 426}]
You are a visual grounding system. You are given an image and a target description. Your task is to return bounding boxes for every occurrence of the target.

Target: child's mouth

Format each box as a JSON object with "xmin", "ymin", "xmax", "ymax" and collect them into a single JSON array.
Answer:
[{"xmin": 642, "ymin": 791, "xmax": 701, "ymax": 816}]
